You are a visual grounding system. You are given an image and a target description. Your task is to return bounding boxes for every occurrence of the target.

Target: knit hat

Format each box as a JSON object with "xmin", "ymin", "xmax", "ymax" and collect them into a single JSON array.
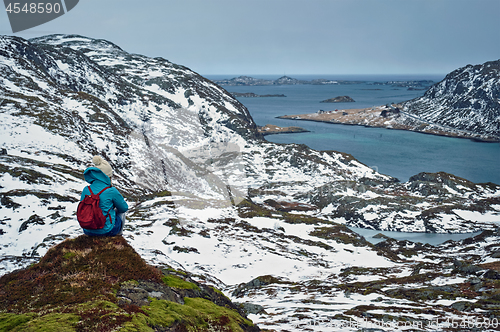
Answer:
[{"xmin": 92, "ymin": 155, "xmax": 113, "ymax": 178}]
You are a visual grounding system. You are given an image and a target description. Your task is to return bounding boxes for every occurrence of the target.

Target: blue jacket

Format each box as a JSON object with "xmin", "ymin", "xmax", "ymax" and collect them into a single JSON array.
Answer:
[{"xmin": 80, "ymin": 167, "xmax": 128, "ymax": 235}]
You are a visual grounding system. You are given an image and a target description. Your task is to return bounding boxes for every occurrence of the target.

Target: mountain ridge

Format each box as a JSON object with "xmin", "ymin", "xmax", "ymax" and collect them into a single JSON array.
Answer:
[{"xmin": 402, "ymin": 59, "xmax": 500, "ymax": 139}]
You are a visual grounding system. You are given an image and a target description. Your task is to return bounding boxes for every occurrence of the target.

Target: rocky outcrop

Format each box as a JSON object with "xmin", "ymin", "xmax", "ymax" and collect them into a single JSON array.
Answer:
[{"xmin": 0, "ymin": 236, "xmax": 259, "ymax": 331}]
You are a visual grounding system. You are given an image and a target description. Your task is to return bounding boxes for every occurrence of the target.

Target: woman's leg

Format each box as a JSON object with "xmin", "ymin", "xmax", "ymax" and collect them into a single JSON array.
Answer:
[
  {"xmin": 116, "ymin": 212, "xmax": 125, "ymax": 236},
  {"xmin": 104, "ymin": 213, "xmax": 122, "ymax": 236}
]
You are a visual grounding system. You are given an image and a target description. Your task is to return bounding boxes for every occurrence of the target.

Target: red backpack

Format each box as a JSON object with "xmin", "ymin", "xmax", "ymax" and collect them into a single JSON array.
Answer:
[{"xmin": 77, "ymin": 186, "xmax": 112, "ymax": 229}]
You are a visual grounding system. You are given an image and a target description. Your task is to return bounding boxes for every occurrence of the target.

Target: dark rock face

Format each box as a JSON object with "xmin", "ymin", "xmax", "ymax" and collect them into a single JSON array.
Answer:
[
  {"xmin": 408, "ymin": 172, "xmax": 475, "ymax": 196},
  {"xmin": 380, "ymin": 107, "xmax": 400, "ymax": 117},
  {"xmin": 403, "ymin": 59, "xmax": 500, "ymax": 139},
  {"xmin": 117, "ymin": 280, "xmax": 181, "ymax": 306},
  {"xmin": 240, "ymin": 302, "xmax": 266, "ymax": 315},
  {"xmin": 232, "ymin": 275, "xmax": 291, "ymax": 297},
  {"xmin": 453, "ymin": 260, "xmax": 483, "ymax": 275}
]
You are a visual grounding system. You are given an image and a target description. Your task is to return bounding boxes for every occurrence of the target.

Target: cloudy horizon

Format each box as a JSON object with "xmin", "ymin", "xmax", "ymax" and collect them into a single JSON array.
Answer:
[{"xmin": 1, "ymin": 0, "xmax": 499, "ymax": 77}]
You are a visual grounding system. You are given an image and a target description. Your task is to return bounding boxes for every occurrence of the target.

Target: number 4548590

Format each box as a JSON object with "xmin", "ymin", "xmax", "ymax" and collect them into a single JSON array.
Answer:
[{"xmin": 5, "ymin": 2, "xmax": 61, "ymax": 14}]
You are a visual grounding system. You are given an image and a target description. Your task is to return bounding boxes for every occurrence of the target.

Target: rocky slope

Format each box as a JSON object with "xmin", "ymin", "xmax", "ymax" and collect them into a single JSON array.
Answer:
[
  {"xmin": 402, "ymin": 59, "xmax": 500, "ymax": 140},
  {"xmin": 1, "ymin": 34, "xmax": 500, "ymax": 331}
]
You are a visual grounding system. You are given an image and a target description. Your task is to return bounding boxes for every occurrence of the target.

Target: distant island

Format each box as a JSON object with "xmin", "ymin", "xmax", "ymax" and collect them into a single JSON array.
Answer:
[
  {"xmin": 373, "ymin": 80, "xmax": 435, "ymax": 89},
  {"xmin": 231, "ymin": 92, "xmax": 286, "ymax": 98},
  {"xmin": 212, "ymin": 75, "xmax": 434, "ymax": 89},
  {"xmin": 320, "ymin": 96, "xmax": 355, "ymax": 103},
  {"xmin": 213, "ymin": 75, "xmax": 352, "ymax": 86}
]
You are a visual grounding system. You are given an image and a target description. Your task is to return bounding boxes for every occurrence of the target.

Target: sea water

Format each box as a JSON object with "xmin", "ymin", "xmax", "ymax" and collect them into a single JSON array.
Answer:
[{"xmin": 208, "ymin": 74, "xmax": 500, "ymax": 184}]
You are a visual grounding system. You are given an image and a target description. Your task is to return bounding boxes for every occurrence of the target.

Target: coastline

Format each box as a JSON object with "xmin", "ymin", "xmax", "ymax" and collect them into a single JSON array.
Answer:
[{"xmin": 276, "ymin": 106, "xmax": 500, "ymax": 143}]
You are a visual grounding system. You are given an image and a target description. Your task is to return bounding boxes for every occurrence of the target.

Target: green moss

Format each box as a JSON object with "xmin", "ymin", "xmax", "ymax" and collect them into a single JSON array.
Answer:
[
  {"xmin": 120, "ymin": 314, "xmax": 153, "ymax": 332},
  {"xmin": 161, "ymin": 275, "xmax": 200, "ymax": 290},
  {"xmin": 63, "ymin": 252, "xmax": 76, "ymax": 259},
  {"xmin": 156, "ymin": 190, "xmax": 171, "ymax": 197},
  {"xmin": 164, "ymin": 267, "xmax": 187, "ymax": 276},
  {"xmin": 210, "ymin": 286, "xmax": 225, "ymax": 296},
  {"xmin": 121, "ymin": 280, "xmax": 139, "ymax": 286},
  {"xmin": 140, "ymin": 298, "xmax": 253, "ymax": 331},
  {"xmin": 76, "ymin": 299, "xmax": 120, "ymax": 312},
  {"xmin": 142, "ymin": 300, "xmax": 198, "ymax": 328},
  {"xmin": 3, "ymin": 313, "xmax": 79, "ymax": 332},
  {"xmin": 73, "ymin": 300, "xmax": 133, "ymax": 331},
  {"xmin": 0, "ymin": 313, "xmax": 36, "ymax": 331}
]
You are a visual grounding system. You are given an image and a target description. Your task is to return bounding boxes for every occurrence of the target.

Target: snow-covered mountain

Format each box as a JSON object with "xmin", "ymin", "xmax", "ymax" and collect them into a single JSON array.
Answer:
[
  {"xmin": 402, "ymin": 59, "xmax": 500, "ymax": 139},
  {"xmin": 2, "ymin": 34, "xmax": 500, "ymax": 331}
]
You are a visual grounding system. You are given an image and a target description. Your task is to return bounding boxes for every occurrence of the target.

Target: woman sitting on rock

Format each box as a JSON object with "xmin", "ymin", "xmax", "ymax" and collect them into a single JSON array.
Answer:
[{"xmin": 78, "ymin": 156, "xmax": 128, "ymax": 236}]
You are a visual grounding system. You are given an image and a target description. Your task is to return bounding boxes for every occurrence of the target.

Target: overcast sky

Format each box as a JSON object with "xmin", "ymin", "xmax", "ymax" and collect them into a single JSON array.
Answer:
[{"xmin": 2, "ymin": 0, "xmax": 499, "ymax": 76}]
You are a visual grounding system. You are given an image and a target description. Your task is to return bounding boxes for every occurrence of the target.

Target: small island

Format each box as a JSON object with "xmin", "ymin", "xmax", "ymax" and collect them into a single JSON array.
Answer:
[
  {"xmin": 320, "ymin": 96, "xmax": 355, "ymax": 103},
  {"xmin": 258, "ymin": 124, "xmax": 309, "ymax": 136},
  {"xmin": 231, "ymin": 92, "xmax": 286, "ymax": 98}
]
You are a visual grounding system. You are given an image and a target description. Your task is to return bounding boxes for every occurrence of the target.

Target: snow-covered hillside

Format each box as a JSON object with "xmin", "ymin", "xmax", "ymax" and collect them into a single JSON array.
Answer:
[
  {"xmin": 2, "ymin": 34, "xmax": 500, "ymax": 331},
  {"xmin": 402, "ymin": 59, "xmax": 500, "ymax": 139}
]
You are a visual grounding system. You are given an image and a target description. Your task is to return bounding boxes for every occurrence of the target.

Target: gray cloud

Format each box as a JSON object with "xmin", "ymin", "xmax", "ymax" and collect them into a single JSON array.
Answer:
[{"xmin": 3, "ymin": 0, "xmax": 499, "ymax": 75}]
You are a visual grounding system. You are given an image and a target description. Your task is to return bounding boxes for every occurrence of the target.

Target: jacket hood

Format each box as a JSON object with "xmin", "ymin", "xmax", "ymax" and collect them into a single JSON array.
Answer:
[{"xmin": 83, "ymin": 167, "xmax": 111, "ymax": 186}]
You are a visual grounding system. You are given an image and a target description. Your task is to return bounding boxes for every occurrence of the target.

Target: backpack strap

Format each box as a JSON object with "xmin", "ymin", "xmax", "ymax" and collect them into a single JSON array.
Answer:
[
  {"xmin": 87, "ymin": 185, "xmax": 111, "ymax": 196},
  {"xmin": 105, "ymin": 206, "xmax": 114, "ymax": 224},
  {"xmin": 97, "ymin": 186, "xmax": 111, "ymax": 195}
]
